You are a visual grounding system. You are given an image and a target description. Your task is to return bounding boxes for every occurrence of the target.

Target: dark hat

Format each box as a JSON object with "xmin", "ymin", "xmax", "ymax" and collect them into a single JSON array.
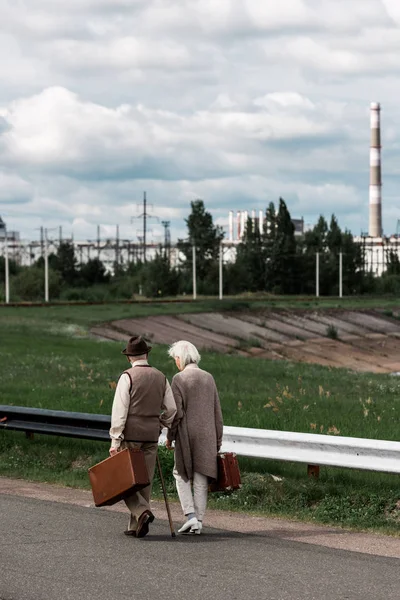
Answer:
[{"xmin": 122, "ymin": 336, "xmax": 152, "ymax": 357}]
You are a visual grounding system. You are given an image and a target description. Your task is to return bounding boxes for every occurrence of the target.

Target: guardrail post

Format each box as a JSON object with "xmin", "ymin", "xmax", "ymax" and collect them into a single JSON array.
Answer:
[
  {"xmin": 25, "ymin": 432, "xmax": 34, "ymax": 440},
  {"xmin": 307, "ymin": 464, "xmax": 320, "ymax": 478}
]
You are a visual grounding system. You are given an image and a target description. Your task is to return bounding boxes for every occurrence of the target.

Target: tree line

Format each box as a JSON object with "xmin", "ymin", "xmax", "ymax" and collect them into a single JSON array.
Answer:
[{"xmin": 1, "ymin": 198, "xmax": 399, "ymax": 301}]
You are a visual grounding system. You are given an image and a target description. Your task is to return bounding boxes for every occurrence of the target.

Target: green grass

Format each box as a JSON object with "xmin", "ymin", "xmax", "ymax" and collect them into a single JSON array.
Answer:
[
  {"xmin": 2, "ymin": 293, "xmax": 400, "ymax": 322},
  {"xmin": 0, "ymin": 302, "xmax": 400, "ymax": 534}
]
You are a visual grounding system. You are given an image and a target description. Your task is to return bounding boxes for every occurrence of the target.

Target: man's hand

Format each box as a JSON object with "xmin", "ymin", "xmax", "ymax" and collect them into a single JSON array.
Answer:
[
  {"xmin": 165, "ymin": 439, "xmax": 174, "ymax": 451},
  {"xmin": 109, "ymin": 447, "xmax": 119, "ymax": 457}
]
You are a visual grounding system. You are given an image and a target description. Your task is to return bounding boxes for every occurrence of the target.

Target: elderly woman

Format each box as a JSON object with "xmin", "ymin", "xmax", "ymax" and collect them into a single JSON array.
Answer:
[{"xmin": 166, "ymin": 340, "xmax": 223, "ymax": 535}]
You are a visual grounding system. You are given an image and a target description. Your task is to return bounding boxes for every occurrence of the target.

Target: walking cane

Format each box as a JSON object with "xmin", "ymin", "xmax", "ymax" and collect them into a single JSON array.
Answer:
[{"xmin": 156, "ymin": 453, "xmax": 176, "ymax": 538}]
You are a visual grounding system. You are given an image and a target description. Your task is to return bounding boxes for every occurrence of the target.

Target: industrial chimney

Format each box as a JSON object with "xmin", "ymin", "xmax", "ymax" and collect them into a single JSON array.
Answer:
[{"xmin": 369, "ymin": 102, "xmax": 383, "ymax": 237}]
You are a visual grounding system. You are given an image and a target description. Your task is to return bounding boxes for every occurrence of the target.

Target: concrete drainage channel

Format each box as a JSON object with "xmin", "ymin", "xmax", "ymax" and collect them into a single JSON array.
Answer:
[{"xmin": 91, "ymin": 309, "xmax": 400, "ymax": 373}]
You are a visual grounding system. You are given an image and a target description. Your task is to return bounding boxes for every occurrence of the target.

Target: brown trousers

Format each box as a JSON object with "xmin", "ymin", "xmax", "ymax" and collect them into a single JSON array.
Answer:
[{"xmin": 121, "ymin": 441, "xmax": 158, "ymax": 531}]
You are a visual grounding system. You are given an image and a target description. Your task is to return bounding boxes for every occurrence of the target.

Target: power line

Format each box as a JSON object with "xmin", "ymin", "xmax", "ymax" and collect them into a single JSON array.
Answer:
[{"xmin": 132, "ymin": 191, "xmax": 159, "ymax": 262}]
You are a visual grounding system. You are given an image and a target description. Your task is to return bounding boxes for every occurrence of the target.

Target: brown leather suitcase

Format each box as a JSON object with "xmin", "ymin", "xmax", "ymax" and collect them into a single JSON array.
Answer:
[
  {"xmin": 209, "ymin": 452, "xmax": 242, "ymax": 492},
  {"xmin": 88, "ymin": 448, "xmax": 150, "ymax": 507}
]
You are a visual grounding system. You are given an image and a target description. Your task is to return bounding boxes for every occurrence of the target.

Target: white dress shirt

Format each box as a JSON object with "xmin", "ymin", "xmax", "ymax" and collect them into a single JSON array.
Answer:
[{"xmin": 109, "ymin": 360, "xmax": 176, "ymax": 449}]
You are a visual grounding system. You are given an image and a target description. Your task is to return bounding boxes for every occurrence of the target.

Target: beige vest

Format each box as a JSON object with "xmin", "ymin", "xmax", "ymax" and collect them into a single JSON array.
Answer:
[{"xmin": 122, "ymin": 365, "xmax": 166, "ymax": 442}]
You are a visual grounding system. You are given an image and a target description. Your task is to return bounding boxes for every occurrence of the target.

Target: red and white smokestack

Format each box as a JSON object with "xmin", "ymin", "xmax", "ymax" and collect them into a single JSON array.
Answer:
[
  {"xmin": 369, "ymin": 102, "xmax": 383, "ymax": 238},
  {"xmin": 228, "ymin": 211, "xmax": 234, "ymax": 241}
]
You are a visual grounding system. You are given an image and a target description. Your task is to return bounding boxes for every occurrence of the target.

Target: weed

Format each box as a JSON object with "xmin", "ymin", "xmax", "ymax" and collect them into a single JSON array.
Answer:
[{"xmin": 326, "ymin": 324, "xmax": 339, "ymax": 340}]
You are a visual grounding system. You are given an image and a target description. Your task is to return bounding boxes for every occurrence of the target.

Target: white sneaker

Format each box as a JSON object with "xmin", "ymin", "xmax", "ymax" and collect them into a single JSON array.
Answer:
[
  {"xmin": 191, "ymin": 521, "xmax": 202, "ymax": 535},
  {"xmin": 178, "ymin": 517, "xmax": 199, "ymax": 534}
]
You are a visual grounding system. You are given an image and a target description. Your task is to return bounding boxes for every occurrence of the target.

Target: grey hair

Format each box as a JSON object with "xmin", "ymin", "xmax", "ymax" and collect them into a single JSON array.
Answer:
[{"xmin": 168, "ymin": 340, "xmax": 201, "ymax": 368}]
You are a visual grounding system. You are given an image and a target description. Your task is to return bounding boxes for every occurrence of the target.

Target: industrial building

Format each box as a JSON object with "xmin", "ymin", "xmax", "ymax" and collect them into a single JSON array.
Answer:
[{"xmin": 1, "ymin": 102, "xmax": 399, "ymax": 276}]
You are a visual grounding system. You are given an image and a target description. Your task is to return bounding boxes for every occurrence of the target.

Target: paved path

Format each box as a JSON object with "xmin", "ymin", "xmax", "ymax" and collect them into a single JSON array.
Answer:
[{"xmin": 1, "ymin": 480, "xmax": 399, "ymax": 600}]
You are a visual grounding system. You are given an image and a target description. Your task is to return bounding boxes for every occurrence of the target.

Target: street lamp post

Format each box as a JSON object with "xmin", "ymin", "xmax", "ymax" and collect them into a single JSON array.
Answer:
[
  {"xmin": 192, "ymin": 244, "xmax": 197, "ymax": 300},
  {"xmin": 219, "ymin": 244, "xmax": 223, "ymax": 300},
  {"xmin": 4, "ymin": 227, "xmax": 9, "ymax": 304},
  {"xmin": 44, "ymin": 228, "xmax": 49, "ymax": 302}
]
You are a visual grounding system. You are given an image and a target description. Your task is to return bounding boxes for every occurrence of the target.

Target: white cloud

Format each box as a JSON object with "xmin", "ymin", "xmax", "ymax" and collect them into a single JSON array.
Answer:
[
  {"xmin": 1, "ymin": 0, "xmax": 400, "ymax": 242},
  {"xmin": 254, "ymin": 92, "xmax": 315, "ymax": 111},
  {"xmin": 51, "ymin": 37, "xmax": 192, "ymax": 71}
]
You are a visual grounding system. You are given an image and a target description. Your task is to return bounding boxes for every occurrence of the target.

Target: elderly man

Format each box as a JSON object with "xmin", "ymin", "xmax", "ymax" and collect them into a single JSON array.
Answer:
[{"xmin": 109, "ymin": 335, "xmax": 176, "ymax": 538}]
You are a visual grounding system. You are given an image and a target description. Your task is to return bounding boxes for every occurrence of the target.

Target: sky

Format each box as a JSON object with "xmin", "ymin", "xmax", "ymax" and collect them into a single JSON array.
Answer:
[{"xmin": 1, "ymin": 0, "xmax": 400, "ymax": 245}]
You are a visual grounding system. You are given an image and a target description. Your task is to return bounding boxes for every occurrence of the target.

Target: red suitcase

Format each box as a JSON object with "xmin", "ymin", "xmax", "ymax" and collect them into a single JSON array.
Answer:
[
  {"xmin": 88, "ymin": 448, "xmax": 150, "ymax": 507},
  {"xmin": 209, "ymin": 452, "xmax": 242, "ymax": 492}
]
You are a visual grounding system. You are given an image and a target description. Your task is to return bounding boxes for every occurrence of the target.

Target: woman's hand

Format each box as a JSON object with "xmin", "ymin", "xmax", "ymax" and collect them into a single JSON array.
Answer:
[
  {"xmin": 165, "ymin": 439, "xmax": 174, "ymax": 450},
  {"xmin": 109, "ymin": 447, "xmax": 119, "ymax": 456}
]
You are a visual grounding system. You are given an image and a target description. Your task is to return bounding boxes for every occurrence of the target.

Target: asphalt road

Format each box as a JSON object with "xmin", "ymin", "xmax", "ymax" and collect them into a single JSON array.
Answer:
[{"xmin": 0, "ymin": 495, "xmax": 399, "ymax": 600}]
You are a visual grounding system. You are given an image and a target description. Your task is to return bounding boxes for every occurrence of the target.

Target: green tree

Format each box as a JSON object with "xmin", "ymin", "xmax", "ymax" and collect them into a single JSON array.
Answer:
[
  {"xmin": 0, "ymin": 256, "xmax": 19, "ymax": 280},
  {"xmin": 304, "ymin": 215, "xmax": 328, "ymax": 253},
  {"xmin": 58, "ymin": 242, "xmax": 77, "ymax": 285},
  {"xmin": 140, "ymin": 254, "xmax": 181, "ymax": 297},
  {"xmin": 302, "ymin": 215, "xmax": 365, "ymax": 295},
  {"xmin": 302, "ymin": 216, "xmax": 330, "ymax": 294},
  {"xmin": 78, "ymin": 258, "xmax": 110, "ymax": 286},
  {"xmin": 235, "ymin": 217, "xmax": 266, "ymax": 292},
  {"xmin": 266, "ymin": 198, "xmax": 297, "ymax": 293},
  {"xmin": 326, "ymin": 215, "xmax": 342, "ymax": 254},
  {"xmin": 11, "ymin": 267, "xmax": 61, "ymax": 301},
  {"xmin": 177, "ymin": 199, "xmax": 224, "ymax": 294},
  {"xmin": 386, "ymin": 250, "xmax": 400, "ymax": 276}
]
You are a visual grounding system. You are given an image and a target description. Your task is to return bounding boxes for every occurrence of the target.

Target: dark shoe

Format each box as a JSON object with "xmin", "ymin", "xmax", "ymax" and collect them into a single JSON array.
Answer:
[
  {"xmin": 124, "ymin": 530, "xmax": 137, "ymax": 537},
  {"xmin": 136, "ymin": 510, "xmax": 155, "ymax": 538}
]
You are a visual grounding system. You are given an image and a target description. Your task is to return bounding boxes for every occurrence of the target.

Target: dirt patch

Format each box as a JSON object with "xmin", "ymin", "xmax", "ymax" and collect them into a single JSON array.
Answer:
[{"xmin": 91, "ymin": 308, "xmax": 400, "ymax": 374}]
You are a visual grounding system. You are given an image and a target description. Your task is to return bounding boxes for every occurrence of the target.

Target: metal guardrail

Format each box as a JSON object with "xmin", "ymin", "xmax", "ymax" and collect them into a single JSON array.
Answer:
[
  {"xmin": 0, "ymin": 405, "xmax": 110, "ymax": 442},
  {"xmin": 1, "ymin": 405, "xmax": 400, "ymax": 475},
  {"xmin": 219, "ymin": 426, "xmax": 400, "ymax": 475}
]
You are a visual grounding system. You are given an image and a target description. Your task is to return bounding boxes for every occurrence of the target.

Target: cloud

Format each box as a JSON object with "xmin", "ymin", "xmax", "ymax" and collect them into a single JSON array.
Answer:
[
  {"xmin": 1, "ymin": 0, "xmax": 400, "ymax": 243},
  {"xmin": 51, "ymin": 38, "xmax": 192, "ymax": 72},
  {"xmin": 0, "ymin": 173, "xmax": 33, "ymax": 205},
  {"xmin": 0, "ymin": 86, "xmax": 342, "ymax": 186}
]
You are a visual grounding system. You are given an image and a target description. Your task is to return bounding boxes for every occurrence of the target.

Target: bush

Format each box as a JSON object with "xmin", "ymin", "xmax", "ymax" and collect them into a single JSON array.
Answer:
[
  {"xmin": 11, "ymin": 267, "xmax": 61, "ymax": 301},
  {"xmin": 326, "ymin": 324, "xmax": 338, "ymax": 340},
  {"xmin": 377, "ymin": 275, "xmax": 400, "ymax": 295},
  {"xmin": 60, "ymin": 285, "xmax": 112, "ymax": 302},
  {"xmin": 109, "ymin": 276, "xmax": 140, "ymax": 299},
  {"xmin": 140, "ymin": 255, "xmax": 182, "ymax": 297}
]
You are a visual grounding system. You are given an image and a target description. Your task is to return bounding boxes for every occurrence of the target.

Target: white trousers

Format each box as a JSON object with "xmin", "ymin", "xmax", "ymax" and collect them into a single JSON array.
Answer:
[{"xmin": 173, "ymin": 467, "xmax": 208, "ymax": 522}]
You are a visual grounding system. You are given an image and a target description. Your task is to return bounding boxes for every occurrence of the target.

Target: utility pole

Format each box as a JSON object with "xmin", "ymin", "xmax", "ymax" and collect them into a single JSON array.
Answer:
[
  {"xmin": 59, "ymin": 226, "xmax": 62, "ymax": 245},
  {"xmin": 316, "ymin": 252, "xmax": 320, "ymax": 298},
  {"xmin": 44, "ymin": 228, "xmax": 49, "ymax": 302},
  {"xmin": 192, "ymin": 244, "xmax": 197, "ymax": 300},
  {"xmin": 115, "ymin": 224, "xmax": 120, "ymax": 266},
  {"xmin": 161, "ymin": 220, "xmax": 171, "ymax": 258},
  {"xmin": 97, "ymin": 225, "xmax": 101, "ymax": 259},
  {"xmin": 40, "ymin": 226, "xmax": 44, "ymax": 257},
  {"xmin": 219, "ymin": 243, "xmax": 223, "ymax": 300},
  {"xmin": 4, "ymin": 226, "xmax": 9, "ymax": 304},
  {"xmin": 132, "ymin": 191, "xmax": 158, "ymax": 263},
  {"xmin": 143, "ymin": 193, "xmax": 146, "ymax": 262}
]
